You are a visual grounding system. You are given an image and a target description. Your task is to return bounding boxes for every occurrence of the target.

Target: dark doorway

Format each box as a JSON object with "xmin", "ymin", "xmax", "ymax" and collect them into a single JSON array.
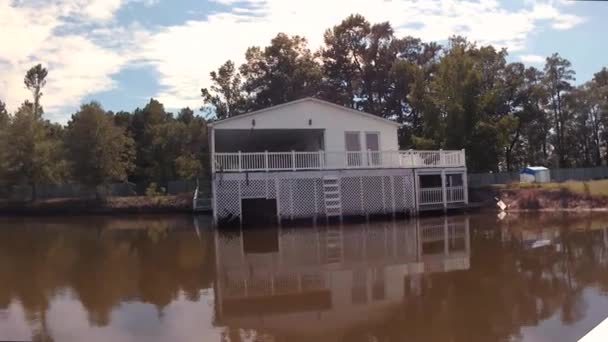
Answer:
[
  {"xmin": 419, "ymin": 174, "xmax": 442, "ymax": 188},
  {"xmin": 241, "ymin": 198, "xmax": 277, "ymax": 227}
]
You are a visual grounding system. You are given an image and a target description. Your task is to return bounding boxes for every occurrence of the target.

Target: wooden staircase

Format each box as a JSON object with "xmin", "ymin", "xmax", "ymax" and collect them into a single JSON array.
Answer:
[
  {"xmin": 322, "ymin": 175, "xmax": 342, "ymax": 218},
  {"xmin": 193, "ymin": 185, "xmax": 212, "ymax": 212}
]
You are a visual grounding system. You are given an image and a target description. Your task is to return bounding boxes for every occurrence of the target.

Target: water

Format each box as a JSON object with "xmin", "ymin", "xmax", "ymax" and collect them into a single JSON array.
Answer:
[{"xmin": 1, "ymin": 213, "xmax": 608, "ymax": 341}]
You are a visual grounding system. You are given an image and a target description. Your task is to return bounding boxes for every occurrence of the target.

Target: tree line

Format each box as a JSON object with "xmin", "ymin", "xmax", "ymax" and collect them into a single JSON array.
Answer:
[
  {"xmin": 201, "ymin": 14, "xmax": 608, "ymax": 172},
  {"xmin": 2, "ymin": 14, "xmax": 608, "ymax": 199},
  {"xmin": 0, "ymin": 66, "xmax": 208, "ymax": 199}
]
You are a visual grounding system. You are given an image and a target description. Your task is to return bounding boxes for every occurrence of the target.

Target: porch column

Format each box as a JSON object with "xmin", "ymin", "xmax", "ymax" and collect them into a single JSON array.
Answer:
[
  {"xmin": 444, "ymin": 215, "xmax": 449, "ymax": 256},
  {"xmin": 441, "ymin": 170, "xmax": 447, "ymax": 212},
  {"xmin": 465, "ymin": 217, "xmax": 471, "ymax": 253},
  {"xmin": 463, "ymin": 171, "xmax": 469, "ymax": 205},
  {"xmin": 210, "ymin": 127, "xmax": 215, "ymax": 173},
  {"xmin": 210, "ymin": 127, "xmax": 217, "ymax": 223},
  {"xmin": 414, "ymin": 170, "xmax": 420, "ymax": 214}
]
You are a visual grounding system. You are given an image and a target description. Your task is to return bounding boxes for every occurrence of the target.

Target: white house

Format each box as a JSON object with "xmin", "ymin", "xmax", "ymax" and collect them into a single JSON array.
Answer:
[{"xmin": 203, "ymin": 97, "xmax": 468, "ymax": 224}]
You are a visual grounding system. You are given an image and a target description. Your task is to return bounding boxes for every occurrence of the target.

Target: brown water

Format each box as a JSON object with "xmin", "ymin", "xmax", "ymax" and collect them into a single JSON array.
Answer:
[{"xmin": 2, "ymin": 213, "xmax": 608, "ymax": 342}]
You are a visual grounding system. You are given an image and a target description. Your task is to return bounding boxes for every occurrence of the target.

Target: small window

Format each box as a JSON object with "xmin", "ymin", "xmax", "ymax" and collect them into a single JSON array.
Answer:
[
  {"xmin": 419, "ymin": 175, "xmax": 442, "ymax": 188},
  {"xmin": 365, "ymin": 132, "xmax": 379, "ymax": 151},
  {"xmin": 447, "ymin": 174, "xmax": 463, "ymax": 187},
  {"xmin": 345, "ymin": 132, "xmax": 361, "ymax": 151}
]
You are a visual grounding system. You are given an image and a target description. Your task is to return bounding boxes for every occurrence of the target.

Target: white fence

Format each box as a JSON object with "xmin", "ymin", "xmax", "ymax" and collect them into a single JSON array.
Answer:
[{"xmin": 214, "ymin": 150, "xmax": 466, "ymax": 172}]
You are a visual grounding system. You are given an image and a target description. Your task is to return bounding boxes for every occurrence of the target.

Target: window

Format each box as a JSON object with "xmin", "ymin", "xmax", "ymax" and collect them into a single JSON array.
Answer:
[
  {"xmin": 447, "ymin": 174, "xmax": 463, "ymax": 187},
  {"xmin": 419, "ymin": 174, "xmax": 442, "ymax": 188},
  {"xmin": 365, "ymin": 132, "xmax": 381, "ymax": 166},
  {"xmin": 365, "ymin": 132, "xmax": 379, "ymax": 151},
  {"xmin": 345, "ymin": 132, "xmax": 361, "ymax": 151},
  {"xmin": 345, "ymin": 132, "xmax": 362, "ymax": 166}
]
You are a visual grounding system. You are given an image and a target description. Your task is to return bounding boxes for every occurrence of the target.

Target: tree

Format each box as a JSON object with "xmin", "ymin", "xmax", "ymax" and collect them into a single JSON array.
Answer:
[
  {"xmin": 320, "ymin": 14, "xmax": 370, "ymax": 108},
  {"xmin": 175, "ymin": 154, "xmax": 203, "ymax": 180},
  {"xmin": 128, "ymin": 99, "xmax": 170, "ymax": 182},
  {"xmin": 240, "ymin": 33, "xmax": 323, "ymax": 109},
  {"xmin": 543, "ymin": 53, "xmax": 575, "ymax": 167},
  {"xmin": 0, "ymin": 100, "xmax": 7, "ymax": 128},
  {"xmin": 0, "ymin": 102, "xmax": 64, "ymax": 200},
  {"xmin": 65, "ymin": 102, "xmax": 135, "ymax": 194},
  {"xmin": 147, "ymin": 120, "xmax": 189, "ymax": 183},
  {"xmin": 24, "ymin": 64, "xmax": 48, "ymax": 118},
  {"xmin": 177, "ymin": 107, "xmax": 195, "ymax": 125},
  {"xmin": 201, "ymin": 61, "xmax": 247, "ymax": 119}
]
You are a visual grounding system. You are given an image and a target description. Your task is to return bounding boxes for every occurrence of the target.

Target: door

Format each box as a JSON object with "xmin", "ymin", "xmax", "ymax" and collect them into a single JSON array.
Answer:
[
  {"xmin": 345, "ymin": 132, "xmax": 362, "ymax": 167},
  {"xmin": 365, "ymin": 132, "xmax": 380, "ymax": 166}
]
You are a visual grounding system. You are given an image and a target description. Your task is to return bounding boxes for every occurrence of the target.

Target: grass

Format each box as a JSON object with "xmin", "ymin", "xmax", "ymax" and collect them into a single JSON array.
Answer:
[{"xmin": 506, "ymin": 179, "xmax": 608, "ymax": 197}]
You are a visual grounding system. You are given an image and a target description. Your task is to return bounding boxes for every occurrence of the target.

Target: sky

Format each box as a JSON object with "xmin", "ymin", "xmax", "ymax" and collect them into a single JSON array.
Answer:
[{"xmin": 1, "ymin": 0, "xmax": 607, "ymax": 123}]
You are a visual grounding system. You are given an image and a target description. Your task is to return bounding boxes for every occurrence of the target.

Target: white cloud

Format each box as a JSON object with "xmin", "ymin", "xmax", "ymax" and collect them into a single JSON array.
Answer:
[
  {"xmin": 0, "ymin": 0, "xmax": 139, "ymax": 122},
  {"xmin": 0, "ymin": 0, "xmax": 588, "ymax": 122},
  {"xmin": 142, "ymin": 0, "xmax": 585, "ymax": 110},
  {"xmin": 519, "ymin": 54, "xmax": 546, "ymax": 64}
]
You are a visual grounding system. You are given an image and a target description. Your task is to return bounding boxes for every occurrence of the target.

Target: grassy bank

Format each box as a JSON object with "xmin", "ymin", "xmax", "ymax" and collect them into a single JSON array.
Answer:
[
  {"xmin": 0, "ymin": 194, "xmax": 196, "ymax": 216},
  {"xmin": 495, "ymin": 179, "xmax": 608, "ymax": 210}
]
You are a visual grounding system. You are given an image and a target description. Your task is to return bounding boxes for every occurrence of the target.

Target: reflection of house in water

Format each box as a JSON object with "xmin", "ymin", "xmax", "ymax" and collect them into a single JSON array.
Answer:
[{"xmin": 213, "ymin": 217, "xmax": 470, "ymax": 337}]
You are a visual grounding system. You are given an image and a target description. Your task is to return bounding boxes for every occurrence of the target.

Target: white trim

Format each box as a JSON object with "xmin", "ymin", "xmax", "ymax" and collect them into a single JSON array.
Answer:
[{"xmin": 208, "ymin": 97, "xmax": 402, "ymax": 128}]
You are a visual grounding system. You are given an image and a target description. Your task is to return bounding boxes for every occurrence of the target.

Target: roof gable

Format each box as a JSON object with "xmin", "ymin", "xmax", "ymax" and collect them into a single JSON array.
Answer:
[{"xmin": 209, "ymin": 98, "xmax": 401, "ymax": 128}]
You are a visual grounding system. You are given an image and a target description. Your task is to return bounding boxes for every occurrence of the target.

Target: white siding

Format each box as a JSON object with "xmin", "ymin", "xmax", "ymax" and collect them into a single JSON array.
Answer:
[{"xmin": 212, "ymin": 100, "xmax": 400, "ymax": 152}]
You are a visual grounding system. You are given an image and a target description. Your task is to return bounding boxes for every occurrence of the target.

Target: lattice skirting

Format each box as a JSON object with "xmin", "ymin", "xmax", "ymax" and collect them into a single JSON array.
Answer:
[{"xmin": 213, "ymin": 169, "xmax": 416, "ymax": 222}]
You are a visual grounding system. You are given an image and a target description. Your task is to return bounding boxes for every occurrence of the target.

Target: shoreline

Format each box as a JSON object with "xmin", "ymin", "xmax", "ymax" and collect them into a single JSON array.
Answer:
[
  {"xmin": 471, "ymin": 184, "xmax": 608, "ymax": 212},
  {"xmin": 0, "ymin": 195, "xmax": 210, "ymax": 217},
  {"xmin": 3, "ymin": 185, "xmax": 606, "ymax": 217}
]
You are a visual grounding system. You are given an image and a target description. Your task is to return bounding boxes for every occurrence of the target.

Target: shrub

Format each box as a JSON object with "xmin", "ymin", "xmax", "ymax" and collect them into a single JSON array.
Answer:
[{"xmin": 145, "ymin": 183, "xmax": 166, "ymax": 197}]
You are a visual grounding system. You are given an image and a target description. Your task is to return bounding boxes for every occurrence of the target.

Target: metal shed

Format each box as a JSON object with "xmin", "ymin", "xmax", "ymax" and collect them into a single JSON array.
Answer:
[{"xmin": 520, "ymin": 166, "xmax": 550, "ymax": 183}]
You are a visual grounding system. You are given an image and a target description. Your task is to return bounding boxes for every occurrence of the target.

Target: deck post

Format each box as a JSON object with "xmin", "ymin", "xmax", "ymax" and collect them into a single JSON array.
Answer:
[
  {"xmin": 414, "ymin": 170, "xmax": 420, "ymax": 214},
  {"xmin": 238, "ymin": 151, "xmax": 242, "ymax": 172},
  {"xmin": 439, "ymin": 149, "xmax": 443, "ymax": 167},
  {"xmin": 444, "ymin": 215, "xmax": 449, "ymax": 256},
  {"xmin": 465, "ymin": 217, "xmax": 471, "ymax": 253},
  {"xmin": 441, "ymin": 169, "xmax": 447, "ymax": 212},
  {"xmin": 461, "ymin": 148, "xmax": 466, "ymax": 166},
  {"xmin": 265, "ymin": 150, "xmax": 269, "ymax": 172},
  {"xmin": 210, "ymin": 128, "xmax": 215, "ymax": 174},
  {"xmin": 292, "ymin": 150, "xmax": 296, "ymax": 171},
  {"xmin": 409, "ymin": 149, "xmax": 414, "ymax": 167},
  {"xmin": 463, "ymin": 171, "xmax": 469, "ymax": 205},
  {"xmin": 319, "ymin": 150, "xmax": 324, "ymax": 169},
  {"xmin": 275, "ymin": 178, "xmax": 281, "ymax": 225}
]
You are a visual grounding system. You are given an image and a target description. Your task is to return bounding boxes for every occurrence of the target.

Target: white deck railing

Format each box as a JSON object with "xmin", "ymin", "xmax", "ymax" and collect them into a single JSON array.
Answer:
[
  {"xmin": 418, "ymin": 186, "xmax": 466, "ymax": 206},
  {"xmin": 213, "ymin": 150, "xmax": 465, "ymax": 172}
]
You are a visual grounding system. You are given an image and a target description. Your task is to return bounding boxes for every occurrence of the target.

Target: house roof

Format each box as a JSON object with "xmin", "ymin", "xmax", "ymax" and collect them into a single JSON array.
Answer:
[{"xmin": 208, "ymin": 97, "xmax": 402, "ymax": 128}]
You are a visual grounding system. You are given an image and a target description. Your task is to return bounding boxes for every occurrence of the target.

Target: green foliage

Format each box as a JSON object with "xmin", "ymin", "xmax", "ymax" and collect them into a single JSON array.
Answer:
[
  {"xmin": 0, "ymin": 100, "xmax": 7, "ymax": 128},
  {"xmin": 201, "ymin": 61, "xmax": 247, "ymax": 119},
  {"xmin": 65, "ymin": 102, "xmax": 135, "ymax": 188},
  {"xmin": 240, "ymin": 33, "xmax": 323, "ymax": 110},
  {"xmin": 145, "ymin": 182, "xmax": 166, "ymax": 197},
  {"xmin": 175, "ymin": 154, "xmax": 203, "ymax": 180},
  {"xmin": 24, "ymin": 64, "xmax": 48, "ymax": 118},
  {"xmin": 0, "ymin": 102, "xmax": 65, "ymax": 199}
]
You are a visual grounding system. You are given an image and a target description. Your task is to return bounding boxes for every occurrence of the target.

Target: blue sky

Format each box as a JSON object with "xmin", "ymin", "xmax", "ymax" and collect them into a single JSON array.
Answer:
[{"xmin": 1, "ymin": 0, "xmax": 607, "ymax": 123}]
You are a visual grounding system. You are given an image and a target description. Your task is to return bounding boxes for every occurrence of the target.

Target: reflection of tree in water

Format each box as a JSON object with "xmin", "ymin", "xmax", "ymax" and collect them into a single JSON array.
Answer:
[
  {"xmin": 354, "ymin": 216, "xmax": 608, "ymax": 342},
  {"xmin": 0, "ymin": 216, "xmax": 215, "ymax": 335}
]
